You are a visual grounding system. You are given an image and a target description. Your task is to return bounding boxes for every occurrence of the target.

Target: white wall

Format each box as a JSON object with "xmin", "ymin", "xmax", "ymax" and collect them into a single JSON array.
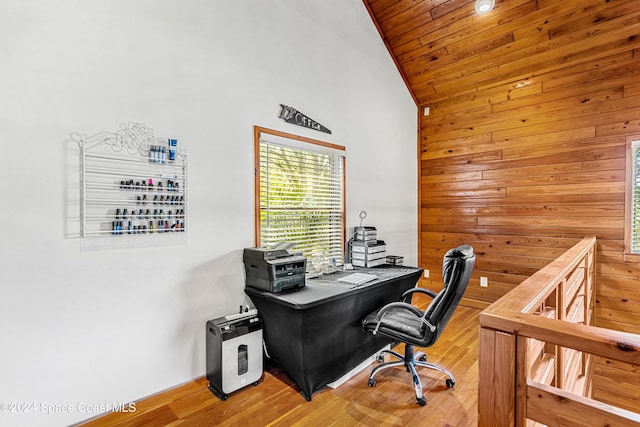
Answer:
[{"xmin": 0, "ymin": 1, "xmax": 417, "ymax": 425}]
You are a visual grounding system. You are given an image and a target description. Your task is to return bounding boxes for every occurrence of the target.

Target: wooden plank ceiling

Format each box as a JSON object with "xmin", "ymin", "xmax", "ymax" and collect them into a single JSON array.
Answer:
[{"xmin": 364, "ymin": 0, "xmax": 640, "ymax": 106}]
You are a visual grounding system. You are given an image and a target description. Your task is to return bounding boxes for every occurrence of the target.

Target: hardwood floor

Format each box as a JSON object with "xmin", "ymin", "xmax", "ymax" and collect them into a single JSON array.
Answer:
[{"xmin": 78, "ymin": 304, "xmax": 480, "ymax": 427}]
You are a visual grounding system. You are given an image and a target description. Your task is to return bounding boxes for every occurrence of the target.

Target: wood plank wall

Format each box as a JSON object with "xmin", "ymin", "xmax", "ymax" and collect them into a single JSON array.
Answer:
[
  {"xmin": 365, "ymin": 0, "xmax": 640, "ymax": 412},
  {"xmin": 405, "ymin": 0, "xmax": 640, "ymax": 336},
  {"xmin": 365, "ymin": 0, "xmax": 640, "ymax": 410}
]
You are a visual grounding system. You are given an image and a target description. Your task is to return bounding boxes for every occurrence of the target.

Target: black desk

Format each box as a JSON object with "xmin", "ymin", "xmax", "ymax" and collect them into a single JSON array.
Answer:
[{"xmin": 244, "ymin": 265, "xmax": 423, "ymax": 400}]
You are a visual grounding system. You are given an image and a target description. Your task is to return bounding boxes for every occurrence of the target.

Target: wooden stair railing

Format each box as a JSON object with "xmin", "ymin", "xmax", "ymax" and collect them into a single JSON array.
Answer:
[{"xmin": 478, "ymin": 236, "xmax": 640, "ymax": 427}]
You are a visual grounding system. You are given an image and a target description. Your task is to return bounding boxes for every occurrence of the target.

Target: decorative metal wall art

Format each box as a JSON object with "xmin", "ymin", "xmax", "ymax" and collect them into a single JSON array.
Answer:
[{"xmin": 278, "ymin": 104, "xmax": 332, "ymax": 134}]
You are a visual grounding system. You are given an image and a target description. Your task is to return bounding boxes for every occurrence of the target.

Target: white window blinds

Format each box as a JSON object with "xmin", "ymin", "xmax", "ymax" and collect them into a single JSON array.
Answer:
[
  {"xmin": 258, "ymin": 133, "xmax": 345, "ymax": 265},
  {"xmin": 631, "ymin": 140, "xmax": 640, "ymax": 253}
]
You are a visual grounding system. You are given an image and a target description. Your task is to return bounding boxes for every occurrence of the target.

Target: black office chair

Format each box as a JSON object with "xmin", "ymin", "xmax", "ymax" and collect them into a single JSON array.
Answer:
[{"xmin": 362, "ymin": 245, "xmax": 475, "ymax": 406}]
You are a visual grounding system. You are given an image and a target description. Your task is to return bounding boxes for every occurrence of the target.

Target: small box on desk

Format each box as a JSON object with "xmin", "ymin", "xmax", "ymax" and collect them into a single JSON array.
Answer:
[{"xmin": 386, "ymin": 255, "xmax": 404, "ymax": 265}]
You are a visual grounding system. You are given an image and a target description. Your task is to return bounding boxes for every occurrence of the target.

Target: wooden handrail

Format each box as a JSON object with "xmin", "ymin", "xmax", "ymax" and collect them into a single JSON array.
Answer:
[
  {"xmin": 527, "ymin": 381, "xmax": 640, "ymax": 427},
  {"xmin": 478, "ymin": 236, "xmax": 640, "ymax": 426},
  {"xmin": 482, "ymin": 236, "xmax": 596, "ymax": 316},
  {"xmin": 482, "ymin": 313, "xmax": 640, "ymax": 365}
]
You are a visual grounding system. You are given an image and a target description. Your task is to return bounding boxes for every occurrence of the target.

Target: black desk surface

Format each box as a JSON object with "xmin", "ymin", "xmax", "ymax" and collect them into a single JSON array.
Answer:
[{"xmin": 245, "ymin": 265, "xmax": 423, "ymax": 400}]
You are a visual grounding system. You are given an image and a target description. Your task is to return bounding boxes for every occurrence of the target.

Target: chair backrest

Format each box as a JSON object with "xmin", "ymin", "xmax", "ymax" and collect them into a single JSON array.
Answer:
[{"xmin": 422, "ymin": 245, "xmax": 475, "ymax": 344}]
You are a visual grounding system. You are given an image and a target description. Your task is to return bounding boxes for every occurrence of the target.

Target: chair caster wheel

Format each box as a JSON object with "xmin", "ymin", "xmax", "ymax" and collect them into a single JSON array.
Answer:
[
  {"xmin": 368, "ymin": 379, "xmax": 376, "ymax": 387},
  {"xmin": 446, "ymin": 379, "xmax": 455, "ymax": 388},
  {"xmin": 417, "ymin": 397, "xmax": 426, "ymax": 406},
  {"xmin": 418, "ymin": 355, "xmax": 427, "ymax": 362},
  {"xmin": 377, "ymin": 355, "xmax": 385, "ymax": 363}
]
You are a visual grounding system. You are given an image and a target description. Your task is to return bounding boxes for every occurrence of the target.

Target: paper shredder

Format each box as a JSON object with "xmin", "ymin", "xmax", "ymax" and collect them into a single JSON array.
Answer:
[{"xmin": 206, "ymin": 312, "xmax": 263, "ymax": 400}]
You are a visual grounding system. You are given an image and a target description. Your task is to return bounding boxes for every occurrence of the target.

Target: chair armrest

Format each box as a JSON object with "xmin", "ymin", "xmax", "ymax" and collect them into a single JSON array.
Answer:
[
  {"xmin": 371, "ymin": 302, "xmax": 436, "ymax": 335},
  {"xmin": 402, "ymin": 287, "xmax": 438, "ymax": 303},
  {"xmin": 375, "ymin": 301, "xmax": 423, "ymax": 320}
]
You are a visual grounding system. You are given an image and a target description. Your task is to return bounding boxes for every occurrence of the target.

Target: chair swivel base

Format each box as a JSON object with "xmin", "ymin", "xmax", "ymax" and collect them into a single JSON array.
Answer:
[{"xmin": 367, "ymin": 344, "xmax": 455, "ymax": 406}]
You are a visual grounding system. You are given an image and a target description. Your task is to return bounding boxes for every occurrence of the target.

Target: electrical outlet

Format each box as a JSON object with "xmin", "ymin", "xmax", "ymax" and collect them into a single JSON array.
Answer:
[
  {"xmin": 480, "ymin": 277, "xmax": 488, "ymax": 287},
  {"xmin": 424, "ymin": 269, "xmax": 430, "ymax": 278}
]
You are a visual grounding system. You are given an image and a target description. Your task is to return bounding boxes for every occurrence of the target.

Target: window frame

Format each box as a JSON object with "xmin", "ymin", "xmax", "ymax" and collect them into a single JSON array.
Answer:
[
  {"xmin": 624, "ymin": 134, "xmax": 640, "ymax": 262},
  {"xmin": 253, "ymin": 126, "xmax": 346, "ymax": 263}
]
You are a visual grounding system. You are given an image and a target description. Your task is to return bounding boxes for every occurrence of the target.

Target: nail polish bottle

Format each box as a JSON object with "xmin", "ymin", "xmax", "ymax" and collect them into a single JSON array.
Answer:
[{"xmin": 168, "ymin": 139, "xmax": 177, "ymax": 162}]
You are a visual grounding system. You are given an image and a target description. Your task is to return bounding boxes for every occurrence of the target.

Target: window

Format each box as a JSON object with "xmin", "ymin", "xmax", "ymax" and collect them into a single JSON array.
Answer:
[
  {"xmin": 254, "ymin": 127, "xmax": 346, "ymax": 266},
  {"xmin": 625, "ymin": 136, "xmax": 640, "ymax": 259}
]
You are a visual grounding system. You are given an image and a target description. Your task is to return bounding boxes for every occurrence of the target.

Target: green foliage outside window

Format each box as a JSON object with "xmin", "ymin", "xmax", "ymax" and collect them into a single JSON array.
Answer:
[{"xmin": 259, "ymin": 142, "xmax": 344, "ymax": 265}]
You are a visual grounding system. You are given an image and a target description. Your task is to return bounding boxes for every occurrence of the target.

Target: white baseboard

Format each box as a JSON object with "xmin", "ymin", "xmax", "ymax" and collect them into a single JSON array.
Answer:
[{"xmin": 327, "ymin": 344, "xmax": 391, "ymax": 389}]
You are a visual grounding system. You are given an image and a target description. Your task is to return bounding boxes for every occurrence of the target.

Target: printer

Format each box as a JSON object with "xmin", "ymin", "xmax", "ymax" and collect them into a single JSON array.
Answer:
[{"xmin": 243, "ymin": 243, "xmax": 306, "ymax": 293}]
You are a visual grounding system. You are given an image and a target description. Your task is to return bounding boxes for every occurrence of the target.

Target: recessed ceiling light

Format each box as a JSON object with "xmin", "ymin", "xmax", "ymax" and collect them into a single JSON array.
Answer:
[{"xmin": 475, "ymin": 0, "xmax": 495, "ymax": 14}]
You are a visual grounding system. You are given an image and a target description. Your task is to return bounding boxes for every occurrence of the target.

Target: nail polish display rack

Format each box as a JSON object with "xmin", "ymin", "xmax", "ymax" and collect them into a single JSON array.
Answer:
[{"xmin": 76, "ymin": 122, "xmax": 188, "ymax": 251}]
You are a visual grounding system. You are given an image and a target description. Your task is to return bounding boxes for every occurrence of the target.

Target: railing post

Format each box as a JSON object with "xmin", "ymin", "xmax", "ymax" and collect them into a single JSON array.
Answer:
[
  {"xmin": 479, "ymin": 326, "xmax": 516, "ymax": 426},
  {"xmin": 515, "ymin": 335, "xmax": 528, "ymax": 427}
]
